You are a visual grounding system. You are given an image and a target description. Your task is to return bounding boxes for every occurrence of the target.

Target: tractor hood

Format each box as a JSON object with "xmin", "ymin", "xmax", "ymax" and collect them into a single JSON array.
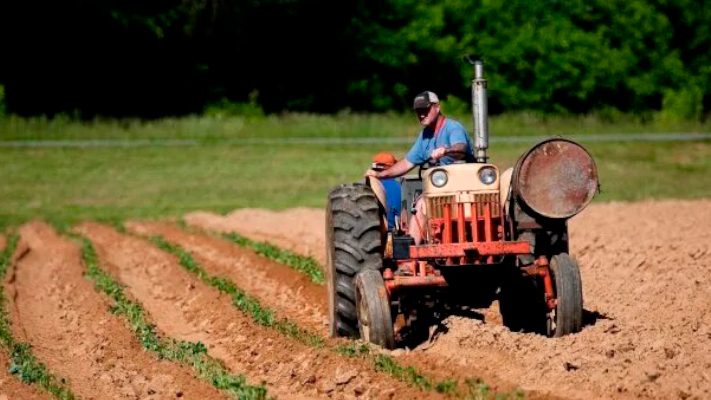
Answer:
[{"xmin": 423, "ymin": 163, "xmax": 500, "ymax": 197}]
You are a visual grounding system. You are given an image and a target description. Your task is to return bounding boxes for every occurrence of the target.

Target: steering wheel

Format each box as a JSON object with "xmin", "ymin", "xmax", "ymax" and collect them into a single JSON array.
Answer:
[{"xmin": 418, "ymin": 150, "xmax": 474, "ymax": 179}]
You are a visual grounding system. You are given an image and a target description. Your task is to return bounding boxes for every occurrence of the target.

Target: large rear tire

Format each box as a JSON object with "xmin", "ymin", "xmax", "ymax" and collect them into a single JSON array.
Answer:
[
  {"xmin": 548, "ymin": 253, "xmax": 583, "ymax": 337},
  {"xmin": 326, "ymin": 183, "xmax": 384, "ymax": 339},
  {"xmin": 355, "ymin": 270, "xmax": 395, "ymax": 349}
]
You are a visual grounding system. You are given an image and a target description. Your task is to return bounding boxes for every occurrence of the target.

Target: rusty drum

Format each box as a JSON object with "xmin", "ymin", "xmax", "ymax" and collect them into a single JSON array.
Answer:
[{"xmin": 513, "ymin": 138, "xmax": 599, "ymax": 219}]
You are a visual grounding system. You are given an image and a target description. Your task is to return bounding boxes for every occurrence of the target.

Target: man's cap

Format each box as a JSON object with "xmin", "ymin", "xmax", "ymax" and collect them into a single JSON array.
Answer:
[
  {"xmin": 372, "ymin": 151, "xmax": 397, "ymax": 170},
  {"xmin": 413, "ymin": 91, "xmax": 440, "ymax": 109}
]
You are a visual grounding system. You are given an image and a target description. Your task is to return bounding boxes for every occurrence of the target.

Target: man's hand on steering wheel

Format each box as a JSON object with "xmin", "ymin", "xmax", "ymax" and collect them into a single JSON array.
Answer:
[{"xmin": 430, "ymin": 147, "xmax": 447, "ymax": 161}]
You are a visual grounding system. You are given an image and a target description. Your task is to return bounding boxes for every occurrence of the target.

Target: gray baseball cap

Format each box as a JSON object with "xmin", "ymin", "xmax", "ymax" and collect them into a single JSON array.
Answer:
[{"xmin": 413, "ymin": 91, "xmax": 440, "ymax": 109}]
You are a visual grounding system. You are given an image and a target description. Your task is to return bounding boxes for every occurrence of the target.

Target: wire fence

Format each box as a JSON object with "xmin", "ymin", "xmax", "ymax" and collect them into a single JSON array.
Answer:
[{"xmin": 0, "ymin": 133, "xmax": 710, "ymax": 149}]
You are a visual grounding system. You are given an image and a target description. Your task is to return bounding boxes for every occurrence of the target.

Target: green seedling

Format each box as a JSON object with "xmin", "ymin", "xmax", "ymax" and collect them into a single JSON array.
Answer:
[
  {"xmin": 0, "ymin": 234, "xmax": 76, "ymax": 399},
  {"xmin": 150, "ymin": 234, "xmax": 521, "ymax": 398},
  {"xmin": 75, "ymin": 235, "xmax": 270, "ymax": 400}
]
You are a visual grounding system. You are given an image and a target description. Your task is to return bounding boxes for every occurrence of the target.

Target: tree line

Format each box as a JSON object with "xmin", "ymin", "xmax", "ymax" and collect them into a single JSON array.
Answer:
[{"xmin": 1, "ymin": 0, "xmax": 709, "ymax": 119}]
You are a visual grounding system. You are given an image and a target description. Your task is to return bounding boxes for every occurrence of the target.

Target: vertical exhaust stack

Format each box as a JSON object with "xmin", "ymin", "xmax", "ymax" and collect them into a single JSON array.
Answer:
[{"xmin": 472, "ymin": 60, "xmax": 489, "ymax": 162}]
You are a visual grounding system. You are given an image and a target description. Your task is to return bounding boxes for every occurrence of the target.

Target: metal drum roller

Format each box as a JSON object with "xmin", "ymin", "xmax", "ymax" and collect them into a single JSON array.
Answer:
[{"xmin": 513, "ymin": 138, "xmax": 599, "ymax": 219}]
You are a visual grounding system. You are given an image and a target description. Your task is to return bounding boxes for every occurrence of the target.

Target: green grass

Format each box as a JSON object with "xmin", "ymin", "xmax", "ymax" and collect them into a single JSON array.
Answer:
[
  {"xmin": 0, "ymin": 234, "xmax": 76, "ymax": 399},
  {"xmin": 1, "ymin": 112, "xmax": 710, "ymax": 141},
  {"xmin": 147, "ymin": 234, "xmax": 522, "ymax": 399},
  {"xmin": 74, "ymin": 235, "xmax": 271, "ymax": 400},
  {"xmin": 1, "ymin": 140, "xmax": 710, "ymax": 228}
]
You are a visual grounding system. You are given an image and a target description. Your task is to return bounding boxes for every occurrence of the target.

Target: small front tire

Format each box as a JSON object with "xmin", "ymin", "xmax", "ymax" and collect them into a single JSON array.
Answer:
[
  {"xmin": 548, "ymin": 253, "xmax": 583, "ymax": 337},
  {"xmin": 355, "ymin": 270, "xmax": 395, "ymax": 349}
]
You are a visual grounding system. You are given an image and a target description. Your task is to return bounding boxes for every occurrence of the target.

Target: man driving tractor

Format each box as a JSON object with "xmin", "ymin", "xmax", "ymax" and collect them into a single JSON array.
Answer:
[
  {"xmin": 329, "ymin": 60, "xmax": 596, "ymax": 348},
  {"xmin": 365, "ymin": 91, "xmax": 474, "ymax": 244}
]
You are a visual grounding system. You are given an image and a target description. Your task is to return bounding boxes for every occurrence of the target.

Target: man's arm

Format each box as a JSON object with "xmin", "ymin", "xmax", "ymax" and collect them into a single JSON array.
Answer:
[
  {"xmin": 431, "ymin": 142, "xmax": 468, "ymax": 161},
  {"xmin": 447, "ymin": 142, "xmax": 468, "ymax": 160},
  {"xmin": 365, "ymin": 158, "xmax": 416, "ymax": 179}
]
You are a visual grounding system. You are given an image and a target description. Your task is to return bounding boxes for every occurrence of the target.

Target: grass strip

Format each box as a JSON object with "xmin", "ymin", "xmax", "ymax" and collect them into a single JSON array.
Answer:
[
  {"xmin": 0, "ymin": 234, "xmax": 76, "ymax": 399},
  {"xmin": 74, "ymin": 234, "xmax": 271, "ymax": 400},
  {"xmin": 150, "ymin": 235, "xmax": 325, "ymax": 347},
  {"xmin": 150, "ymin": 234, "xmax": 520, "ymax": 399},
  {"xmin": 219, "ymin": 232, "xmax": 324, "ymax": 285}
]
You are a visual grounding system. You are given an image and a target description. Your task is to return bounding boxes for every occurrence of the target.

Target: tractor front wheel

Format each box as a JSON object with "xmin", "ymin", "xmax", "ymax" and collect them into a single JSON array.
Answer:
[
  {"xmin": 547, "ymin": 253, "xmax": 583, "ymax": 337},
  {"xmin": 355, "ymin": 269, "xmax": 395, "ymax": 349}
]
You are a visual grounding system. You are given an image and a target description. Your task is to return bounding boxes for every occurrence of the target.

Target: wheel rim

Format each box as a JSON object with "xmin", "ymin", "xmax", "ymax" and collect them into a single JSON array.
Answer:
[
  {"xmin": 547, "ymin": 308, "xmax": 557, "ymax": 336},
  {"xmin": 357, "ymin": 288, "xmax": 372, "ymax": 342}
]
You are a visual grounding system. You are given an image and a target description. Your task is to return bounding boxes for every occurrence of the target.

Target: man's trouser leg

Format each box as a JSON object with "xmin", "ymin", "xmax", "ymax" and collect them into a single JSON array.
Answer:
[{"xmin": 408, "ymin": 197, "xmax": 426, "ymax": 245}]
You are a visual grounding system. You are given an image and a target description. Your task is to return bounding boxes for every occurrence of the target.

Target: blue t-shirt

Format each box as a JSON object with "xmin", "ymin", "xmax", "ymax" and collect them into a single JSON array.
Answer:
[
  {"xmin": 381, "ymin": 178, "xmax": 401, "ymax": 229},
  {"xmin": 406, "ymin": 117, "xmax": 473, "ymax": 166}
]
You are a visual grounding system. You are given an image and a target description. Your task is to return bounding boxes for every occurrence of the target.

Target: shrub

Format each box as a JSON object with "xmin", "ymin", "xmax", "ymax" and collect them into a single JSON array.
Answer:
[{"xmin": 660, "ymin": 85, "xmax": 704, "ymax": 122}]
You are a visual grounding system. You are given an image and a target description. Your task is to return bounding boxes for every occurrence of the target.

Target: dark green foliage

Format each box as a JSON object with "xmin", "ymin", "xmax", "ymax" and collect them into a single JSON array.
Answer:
[
  {"xmin": 74, "ymin": 235, "xmax": 271, "ymax": 400},
  {"xmin": 2, "ymin": 0, "xmax": 710, "ymax": 118},
  {"xmin": 0, "ymin": 234, "xmax": 76, "ymax": 399}
]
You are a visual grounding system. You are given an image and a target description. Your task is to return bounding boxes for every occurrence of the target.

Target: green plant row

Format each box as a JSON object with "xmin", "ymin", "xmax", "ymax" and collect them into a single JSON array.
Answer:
[
  {"xmin": 0, "ymin": 234, "xmax": 76, "ymax": 399},
  {"xmin": 334, "ymin": 341, "xmax": 522, "ymax": 400},
  {"xmin": 220, "ymin": 232, "xmax": 325, "ymax": 285},
  {"xmin": 74, "ymin": 235, "xmax": 271, "ymax": 400},
  {"xmin": 150, "ymin": 234, "xmax": 519, "ymax": 399},
  {"xmin": 150, "ymin": 235, "xmax": 325, "ymax": 347}
]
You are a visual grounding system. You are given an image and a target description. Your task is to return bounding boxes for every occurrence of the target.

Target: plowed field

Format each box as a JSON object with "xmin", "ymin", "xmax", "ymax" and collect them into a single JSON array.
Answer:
[
  {"xmin": 185, "ymin": 200, "xmax": 711, "ymax": 400},
  {"xmin": 2, "ymin": 200, "xmax": 709, "ymax": 399}
]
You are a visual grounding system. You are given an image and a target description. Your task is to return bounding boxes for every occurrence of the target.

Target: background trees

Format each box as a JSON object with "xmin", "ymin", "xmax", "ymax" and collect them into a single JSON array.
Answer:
[{"xmin": 1, "ymin": 0, "xmax": 709, "ymax": 118}]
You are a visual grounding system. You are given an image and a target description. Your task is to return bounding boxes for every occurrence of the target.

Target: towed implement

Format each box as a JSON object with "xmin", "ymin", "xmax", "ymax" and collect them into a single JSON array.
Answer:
[{"xmin": 326, "ymin": 60, "xmax": 599, "ymax": 348}]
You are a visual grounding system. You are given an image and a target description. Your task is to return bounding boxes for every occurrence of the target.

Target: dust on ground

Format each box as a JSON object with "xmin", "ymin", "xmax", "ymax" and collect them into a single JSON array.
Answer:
[{"xmin": 187, "ymin": 200, "xmax": 711, "ymax": 400}]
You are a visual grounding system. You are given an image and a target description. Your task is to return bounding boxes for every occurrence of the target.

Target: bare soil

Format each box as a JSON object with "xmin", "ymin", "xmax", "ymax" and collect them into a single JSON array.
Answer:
[
  {"xmin": 5, "ymin": 222, "xmax": 225, "ymax": 400},
  {"xmin": 186, "ymin": 200, "xmax": 711, "ymax": 400},
  {"xmin": 126, "ymin": 221, "xmax": 329, "ymax": 335},
  {"xmin": 124, "ymin": 221, "xmax": 538, "ymax": 398},
  {"xmin": 0, "ymin": 234, "xmax": 49, "ymax": 400},
  {"xmin": 76, "ymin": 222, "xmax": 446, "ymax": 400},
  {"xmin": 185, "ymin": 208, "xmax": 327, "ymax": 265}
]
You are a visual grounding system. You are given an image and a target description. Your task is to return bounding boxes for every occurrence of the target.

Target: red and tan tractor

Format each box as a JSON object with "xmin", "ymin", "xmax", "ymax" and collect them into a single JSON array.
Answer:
[{"xmin": 326, "ymin": 60, "xmax": 599, "ymax": 349}]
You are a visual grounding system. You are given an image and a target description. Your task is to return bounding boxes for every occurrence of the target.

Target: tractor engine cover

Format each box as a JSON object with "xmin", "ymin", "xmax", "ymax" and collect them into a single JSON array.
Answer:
[{"xmin": 513, "ymin": 138, "xmax": 599, "ymax": 219}]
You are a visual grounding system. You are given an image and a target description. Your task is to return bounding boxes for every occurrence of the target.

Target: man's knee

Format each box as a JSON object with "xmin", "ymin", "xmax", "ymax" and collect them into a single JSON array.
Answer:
[{"xmin": 415, "ymin": 197, "xmax": 426, "ymax": 215}]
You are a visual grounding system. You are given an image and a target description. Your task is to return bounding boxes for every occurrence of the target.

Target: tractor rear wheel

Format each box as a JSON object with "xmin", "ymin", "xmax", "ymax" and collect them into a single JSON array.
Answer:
[
  {"xmin": 326, "ymin": 183, "xmax": 384, "ymax": 339},
  {"xmin": 548, "ymin": 253, "xmax": 583, "ymax": 337},
  {"xmin": 355, "ymin": 270, "xmax": 395, "ymax": 349}
]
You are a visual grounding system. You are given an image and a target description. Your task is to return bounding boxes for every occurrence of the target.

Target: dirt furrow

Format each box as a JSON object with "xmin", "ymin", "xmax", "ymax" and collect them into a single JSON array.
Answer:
[
  {"xmin": 126, "ymin": 221, "xmax": 328, "ymax": 335},
  {"xmin": 130, "ymin": 222, "xmax": 556, "ymax": 399},
  {"xmin": 186, "ymin": 200, "xmax": 711, "ymax": 400},
  {"xmin": 185, "ymin": 208, "xmax": 327, "ymax": 266},
  {"xmin": 5, "ymin": 222, "xmax": 225, "ymax": 400},
  {"xmin": 76, "ymin": 222, "xmax": 445, "ymax": 400},
  {"xmin": 0, "ymin": 233, "xmax": 49, "ymax": 400}
]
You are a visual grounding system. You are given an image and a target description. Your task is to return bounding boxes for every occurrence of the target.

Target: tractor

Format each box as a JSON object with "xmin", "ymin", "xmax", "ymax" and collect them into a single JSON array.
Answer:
[{"xmin": 326, "ymin": 60, "xmax": 599, "ymax": 349}]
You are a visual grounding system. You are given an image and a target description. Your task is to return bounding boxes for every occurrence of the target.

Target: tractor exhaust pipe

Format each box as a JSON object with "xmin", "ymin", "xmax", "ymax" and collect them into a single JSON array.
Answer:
[{"xmin": 472, "ymin": 60, "xmax": 489, "ymax": 162}]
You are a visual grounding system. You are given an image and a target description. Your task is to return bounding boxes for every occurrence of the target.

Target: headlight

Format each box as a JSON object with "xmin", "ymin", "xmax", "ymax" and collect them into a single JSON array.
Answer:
[
  {"xmin": 430, "ymin": 170, "xmax": 448, "ymax": 187},
  {"xmin": 478, "ymin": 167, "xmax": 497, "ymax": 185}
]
